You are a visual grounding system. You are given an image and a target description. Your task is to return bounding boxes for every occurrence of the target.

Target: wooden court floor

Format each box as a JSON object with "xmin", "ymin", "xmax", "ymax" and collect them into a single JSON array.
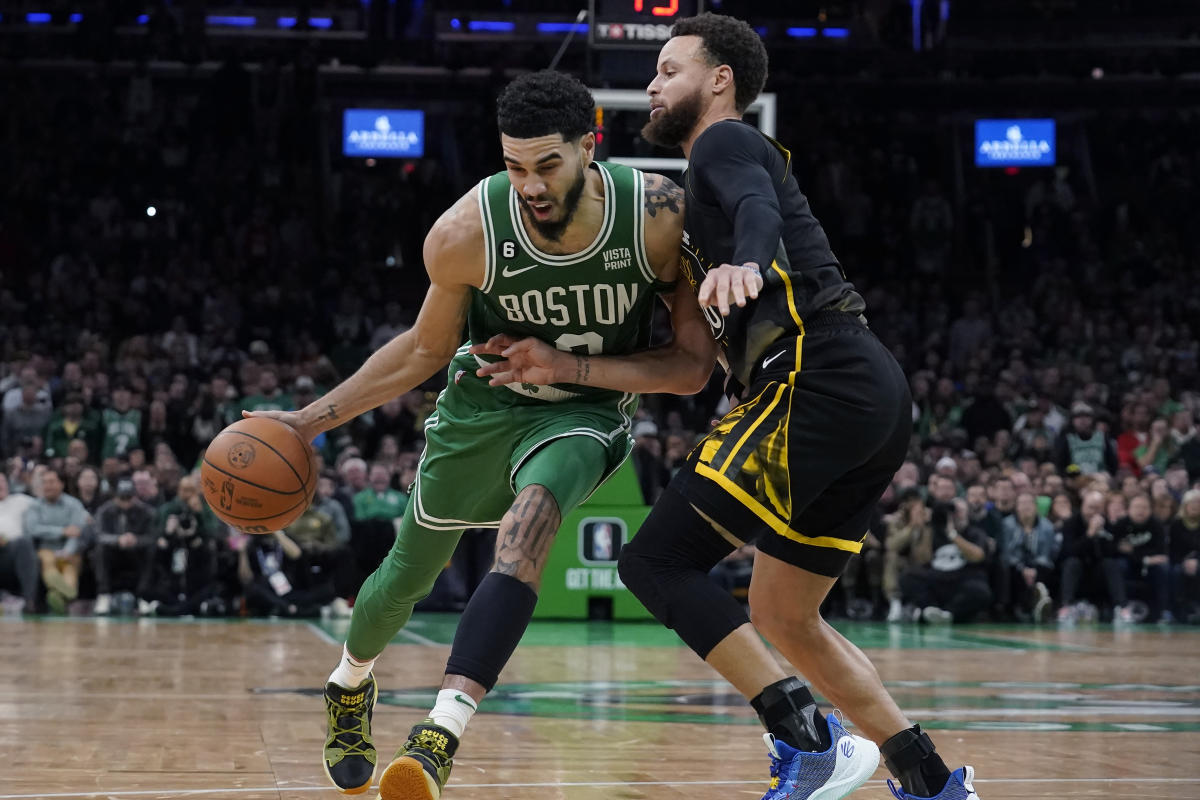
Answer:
[{"xmin": 1, "ymin": 615, "xmax": 1198, "ymax": 800}]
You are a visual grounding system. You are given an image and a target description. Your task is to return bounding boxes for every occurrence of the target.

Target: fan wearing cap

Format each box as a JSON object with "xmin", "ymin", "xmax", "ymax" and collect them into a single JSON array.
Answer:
[
  {"xmin": 1053, "ymin": 401, "xmax": 1118, "ymax": 477},
  {"xmin": 90, "ymin": 478, "xmax": 157, "ymax": 615}
]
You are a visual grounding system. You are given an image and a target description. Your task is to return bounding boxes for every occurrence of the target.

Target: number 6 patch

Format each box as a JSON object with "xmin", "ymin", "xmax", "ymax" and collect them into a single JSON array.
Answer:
[{"xmin": 501, "ymin": 240, "xmax": 517, "ymax": 259}]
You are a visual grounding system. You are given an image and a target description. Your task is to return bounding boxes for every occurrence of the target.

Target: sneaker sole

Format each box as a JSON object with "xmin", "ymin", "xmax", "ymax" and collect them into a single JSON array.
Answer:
[
  {"xmin": 377, "ymin": 756, "xmax": 440, "ymax": 800},
  {"xmin": 807, "ymin": 737, "xmax": 880, "ymax": 800},
  {"xmin": 323, "ymin": 679, "xmax": 380, "ymax": 795}
]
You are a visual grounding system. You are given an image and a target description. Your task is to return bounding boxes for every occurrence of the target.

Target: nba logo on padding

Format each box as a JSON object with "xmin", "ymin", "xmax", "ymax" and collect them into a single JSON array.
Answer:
[{"xmin": 578, "ymin": 518, "xmax": 627, "ymax": 564}]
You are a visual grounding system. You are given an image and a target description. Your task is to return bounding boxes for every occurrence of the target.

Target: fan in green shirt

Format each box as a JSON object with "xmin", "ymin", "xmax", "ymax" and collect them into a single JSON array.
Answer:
[
  {"xmin": 241, "ymin": 369, "xmax": 292, "ymax": 413},
  {"xmin": 352, "ymin": 464, "xmax": 408, "ymax": 522}
]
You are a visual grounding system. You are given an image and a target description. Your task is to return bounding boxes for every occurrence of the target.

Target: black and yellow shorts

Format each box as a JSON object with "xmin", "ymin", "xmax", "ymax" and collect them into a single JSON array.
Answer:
[{"xmin": 671, "ymin": 311, "xmax": 912, "ymax": 577}]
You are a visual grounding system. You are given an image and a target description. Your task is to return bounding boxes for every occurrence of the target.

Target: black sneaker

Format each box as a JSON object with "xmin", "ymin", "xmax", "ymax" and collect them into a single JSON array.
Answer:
[
  {"xmin": 377, "ymin": 719, "xmax": 459, "ymax": 800},
  {"xmin": 322, "ymin": 674, "xmax": 378, "ymax": 794}
]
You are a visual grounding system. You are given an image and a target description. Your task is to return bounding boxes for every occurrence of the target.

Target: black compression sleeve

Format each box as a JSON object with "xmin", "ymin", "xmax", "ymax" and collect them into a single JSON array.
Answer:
[{"xmin": 690, "ymin": 122, "xmax": 784, "ymax": 269}]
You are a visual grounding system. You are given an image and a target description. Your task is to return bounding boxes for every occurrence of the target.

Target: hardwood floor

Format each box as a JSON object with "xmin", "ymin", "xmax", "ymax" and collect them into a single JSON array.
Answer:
[{"xmin": 1, "ymin": 617, "xmax": 1197, "ymax": 799}]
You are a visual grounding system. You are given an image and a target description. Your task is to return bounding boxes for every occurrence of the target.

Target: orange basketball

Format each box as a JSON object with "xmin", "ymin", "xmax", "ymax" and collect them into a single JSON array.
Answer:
[{"xmin": 200, "ymin": 417, "xmax": 317, "ymax": 534}]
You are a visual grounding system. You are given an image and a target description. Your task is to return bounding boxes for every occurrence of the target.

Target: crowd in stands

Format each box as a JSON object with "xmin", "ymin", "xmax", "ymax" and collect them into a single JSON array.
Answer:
[{"xmin": 1, "ymin": 57, "xmax": 1198, "ymax": 626}]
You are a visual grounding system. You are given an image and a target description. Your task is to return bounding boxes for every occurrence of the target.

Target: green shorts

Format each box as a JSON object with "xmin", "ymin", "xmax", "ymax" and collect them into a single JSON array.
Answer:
[{"xmin": 410, "ymin": 348, "xmax": 636, "ymax": 530}]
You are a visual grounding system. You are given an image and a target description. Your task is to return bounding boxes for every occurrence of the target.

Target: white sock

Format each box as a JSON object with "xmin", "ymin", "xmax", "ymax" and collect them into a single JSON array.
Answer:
[
  {"xmin": 328, "ymin": 645, "xmax": 375, "ymax": 689},
  {"xmin": 428, "ymin": 689, "xmax": 478, "ymax": 739}
]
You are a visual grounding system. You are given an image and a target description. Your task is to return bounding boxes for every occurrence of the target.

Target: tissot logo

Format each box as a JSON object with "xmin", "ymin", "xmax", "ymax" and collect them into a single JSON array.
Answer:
[{"xmin": 595, "ymin": 22, "xmax": 672, "ymax": 41}]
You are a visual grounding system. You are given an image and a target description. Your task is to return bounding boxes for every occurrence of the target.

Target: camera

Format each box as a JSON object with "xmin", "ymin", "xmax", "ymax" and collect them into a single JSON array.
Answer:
[{"xmin": 929, "ymin": 502, "xmax": 954, "ymax": 534}]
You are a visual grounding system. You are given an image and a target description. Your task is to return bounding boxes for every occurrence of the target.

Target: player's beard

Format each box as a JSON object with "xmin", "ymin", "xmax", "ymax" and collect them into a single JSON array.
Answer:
[
  {"xmin": 517, "ymin": 164, "xmax": 587, "ymax": 243},
  {"xmin": 641, "ymin": 87, "xmax": 705, "ymax": 148}
]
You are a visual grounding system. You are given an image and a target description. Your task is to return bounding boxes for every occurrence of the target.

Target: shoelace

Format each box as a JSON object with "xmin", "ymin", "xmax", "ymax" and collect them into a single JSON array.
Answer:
[
  {"xmin": 765, "ymin": 746, "xmax": 783, "ymax": 792},
  {"xmin": 328, "ymin": 704, "xmax": 372, "ymax": 757},
  {"xmin": 886, "ymin": 779, "xmax": 908, "ymax": 800}
]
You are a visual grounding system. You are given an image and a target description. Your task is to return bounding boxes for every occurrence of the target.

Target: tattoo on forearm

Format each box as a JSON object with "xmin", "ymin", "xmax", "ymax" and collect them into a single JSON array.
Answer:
[
  {"xmin": 315, "ymin": 403, "xmax": 339, "ymax": 423},
  {"xmin": 644, "ymin": 174, "xmax": 684, "ymax": 218},
  {"xmin": 494, "ymin": 488, "xmax": 561, "ymax": 589},
  {"xmin": 574, "ymin": 355, "xmax": 591, "ymax": 385}
]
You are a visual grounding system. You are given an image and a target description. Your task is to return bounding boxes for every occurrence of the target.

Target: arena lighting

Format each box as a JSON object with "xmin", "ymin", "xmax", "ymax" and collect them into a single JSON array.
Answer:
[
  {"xmin": 137, "ymin": 14, "xmax": 149, "ymax": 23},
  {"xmin": 822, "ymin": 27, "xmax": 849, "ymax": 38},
  {"xmin": 450, "ymin": 18, "xmax": 461, "ymax": 28},
  {"xmin": 538, "ymin": 22, "xmax": 591, "ymax": 33},
  {"xmin": 206, "ymin": 15, "xmax": 257, "ymax": 27},
  {"xmin": 468, "ymin": 20, "xmax": 515, "ymax": 32},
  {"xmin": 786, "ymin": 27, "xmax": 816, "ymax": 38},
  {"xmin": 26, "ymin": 12, "xmax": 51, "ymax": 23},
  {"xmin": 146, "ymin": 206, "xmax": 157, "ymax": 218},
  {"xmin": 277, "ymin": 16, "xmax": 334, "ymax": 29}
]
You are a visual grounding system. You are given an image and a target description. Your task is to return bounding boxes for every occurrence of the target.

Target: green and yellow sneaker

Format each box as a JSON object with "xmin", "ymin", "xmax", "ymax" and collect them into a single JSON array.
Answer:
[
  {"xmin": 377, "ymin": 719, "xmax": 459, "ymax": 800},
  {"xmin": 323, "ymin": 674, "xmax": 379, "ymax": 794}
]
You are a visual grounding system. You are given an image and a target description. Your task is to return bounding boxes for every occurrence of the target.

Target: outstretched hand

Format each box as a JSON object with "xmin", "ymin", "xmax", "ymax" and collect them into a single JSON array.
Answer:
[
  {"xmin": 469, "ymin": 335, "xmax": 568, "ymax": 386},
  {"xmin": 697, "ymin": 263, "xmax": 763, "ymax": 316}
]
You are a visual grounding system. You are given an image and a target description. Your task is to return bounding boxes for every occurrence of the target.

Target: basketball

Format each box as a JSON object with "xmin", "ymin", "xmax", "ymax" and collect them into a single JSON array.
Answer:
[{"xmin": 200, "ymin": 417, "xmax": 317, "ymax": 534}]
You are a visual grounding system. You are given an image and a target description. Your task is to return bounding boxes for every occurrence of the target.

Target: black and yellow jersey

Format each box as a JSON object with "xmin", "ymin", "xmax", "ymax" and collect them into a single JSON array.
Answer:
[{"xmin": 677, "ymin": 119, "xmax": 866, "ymax": 388}]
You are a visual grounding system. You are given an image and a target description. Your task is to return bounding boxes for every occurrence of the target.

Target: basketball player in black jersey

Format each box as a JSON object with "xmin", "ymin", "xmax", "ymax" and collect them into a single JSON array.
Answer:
[{"xmin": 473, "ymin": 13, "xmax": 980, "ymax": 800}]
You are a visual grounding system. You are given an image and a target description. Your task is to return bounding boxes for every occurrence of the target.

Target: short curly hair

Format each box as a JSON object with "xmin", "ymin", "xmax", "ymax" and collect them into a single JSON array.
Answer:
[
  {"xmin": 672, "ymin": 13, "xmax": 768, "ymax": 114},
  {"xmin": 496, "ymin": 70, "xmax": 595, "ymax": 141}
]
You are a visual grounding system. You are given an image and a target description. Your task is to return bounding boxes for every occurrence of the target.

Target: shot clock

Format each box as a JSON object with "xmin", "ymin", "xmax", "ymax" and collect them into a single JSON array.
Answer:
[{"xmin": 588, "ymin": 0, "xmax": 704, "ymax": 49}]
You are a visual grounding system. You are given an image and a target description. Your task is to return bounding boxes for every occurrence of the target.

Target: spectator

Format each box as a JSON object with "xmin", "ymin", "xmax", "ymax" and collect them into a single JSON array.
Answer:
[
  {"xmin": 1168, "ymin": 409, "xmax": 1200, "ymax": 482},
  {"xmin": 884, "ymin": 488, "xmax": 931, "ymax": 622},
  {"xmin": 1054, "ymin": 402, "xmax": 1118, "ymax": 477},
  {"xmin": 1058, "ymin": 490, "xmax": 1129, "ymax": 623},
  {"xmin": 2, "ymin": 377, "xmax": 52, "ymax": 458},
  {"xmin": 43, "ymin": 393, "xmax": 98, "ymax": 460},
  {"xmin": 314, "ymin": 475, "xmax": 351, "ymax": 546},
  {"xmin": 999, "ymin": 491, "xmax": 1059, "ymax": 622},
  {"xmin": 132, "ymin": 469, "xmax": 164, "ymax": 509},
  {"xmin": 238, "ymin": 522, "xmax": 333, "ymax": 617},
  {"xmin": 241, "ymin": 368, "xmax": 291, "ymax": 413},
  {"xmin": 0, "ymin": 473, "xmax": 39, "ymax": 612},
  {"xmin": 1113, "ymin": 493, "xmax": 1171, "ymax": 622},
  {"xmin": 22, "ymin": 467, "xmax": 88, "ymax": 613},
  {"xmin": 90, "ymin": 478, "xmax": 156, "ymax": 615},
  {"xmin": 1135, "ymin": 418, "xmax": 1177, "ymax": 477},
  {"xmin": 74, "ymin": 466, "xmax": 106, "ymax": 515},
  {"xmin": 101, "ymin": 383, "xmax": 142, "ymax": 460},
  {"xmin": 1117, "ymin": 402, "xmax": 1153, "ymax": 474},
  {"xmin": 146, "ymin": 474, "xmax": 224, "ymax": 616},
  {"xmin": 1168, "ymin": 490, "xmax": 1200, "ymax": 623},
  {"xmin": 631, "ymin": 419, "xmax": 669, "ymax": 504},
  {"xmin": 988, "ymin": 475, "xmax": 1017, "ymax": 519},
  {"xmin": 353, "ymin": 463, "xmax": 408, "ymax": 523},
  {"xmin": 335, "ymin": 456, "xmax": 368, "ymax": 519},
  {"xmin": 898, "ymin": 498, "xmax": 992, "ymax": 623}
]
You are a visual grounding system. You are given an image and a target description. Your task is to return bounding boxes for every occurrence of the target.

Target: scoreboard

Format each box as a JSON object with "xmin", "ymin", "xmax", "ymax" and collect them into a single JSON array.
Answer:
[{"xmin": 588, "ymin": 0, "xmax": 704, "ymax": 49}]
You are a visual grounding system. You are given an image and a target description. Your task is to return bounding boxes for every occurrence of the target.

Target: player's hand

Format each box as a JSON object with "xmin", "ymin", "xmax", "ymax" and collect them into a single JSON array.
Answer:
[
  {"xmin": 242, "ymin": 409, "xmax": 317, "ymax": 442},
  {"xmin": 697, "ymin": 263, "xmax": 763, "ymax": 316},
  {"xmin": 473, "ymin": 337, "xmax": 566, "ymax": 386},
  {"xmin": 63, "ymin": 524, "xmax": 81, "ymax": 539}
]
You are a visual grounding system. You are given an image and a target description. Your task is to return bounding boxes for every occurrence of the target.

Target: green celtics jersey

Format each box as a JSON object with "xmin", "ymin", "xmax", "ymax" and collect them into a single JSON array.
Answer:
[
  {"xmin": 101, "ymin": 408, "xmax": 141, "ymax": 459},
  {"xmin": 470, "ymin": 161, "xmax": 672, "ymax": 405}
]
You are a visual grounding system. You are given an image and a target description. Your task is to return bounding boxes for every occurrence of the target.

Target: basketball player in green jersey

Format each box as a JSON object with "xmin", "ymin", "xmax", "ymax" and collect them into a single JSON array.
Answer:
[{"xmin": 248, "ymin": 70, "xmax": 716, "ymax": 800}]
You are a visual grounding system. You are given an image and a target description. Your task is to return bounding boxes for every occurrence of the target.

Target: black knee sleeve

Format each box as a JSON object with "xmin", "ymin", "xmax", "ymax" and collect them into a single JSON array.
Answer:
[
  {"xmin": 444, "ymin": 573, "xmax": 538, "ymax": 692},
  {"xmin": 617, "ymin": 487, "xmax": 749, "ymax": 659}
]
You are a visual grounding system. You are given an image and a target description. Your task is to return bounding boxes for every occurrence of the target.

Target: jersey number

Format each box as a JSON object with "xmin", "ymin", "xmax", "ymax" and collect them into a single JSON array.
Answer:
[
  {"xmin": 501, "ymin": 240, "xmax": 517, "ymax": 259},
  {"xmin": 555, "ymin": 332, "xmax": 603, "ymax": 355}
]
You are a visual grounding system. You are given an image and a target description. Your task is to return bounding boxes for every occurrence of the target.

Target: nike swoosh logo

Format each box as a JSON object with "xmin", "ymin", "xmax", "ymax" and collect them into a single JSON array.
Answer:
[
  {"xmin": 454, "ymin": 694, "xmax": 477, "ymax": 709},
  {"xmin": 762, "ymin": 351, "xmax": 786, "ymax": 369},
  {"xmin": 501, "ymin": 264, "xmax": 539, "ymax": 278}
]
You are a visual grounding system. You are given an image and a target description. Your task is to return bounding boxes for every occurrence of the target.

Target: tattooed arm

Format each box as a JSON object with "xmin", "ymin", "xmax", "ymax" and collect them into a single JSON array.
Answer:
[{"xmin": 642, "ymin": 172, "xmax": 685, "ymax": 283}]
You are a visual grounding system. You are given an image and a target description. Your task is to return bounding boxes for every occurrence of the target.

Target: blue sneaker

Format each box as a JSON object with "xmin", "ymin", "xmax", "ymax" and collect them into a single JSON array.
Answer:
[
  {"xmin": 760, "ymin": 712, "xmax": 880, "ymax": 800},
  {"xmin": 888, "ymin": 766, "xmax": 979, "ymax": 800}
]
